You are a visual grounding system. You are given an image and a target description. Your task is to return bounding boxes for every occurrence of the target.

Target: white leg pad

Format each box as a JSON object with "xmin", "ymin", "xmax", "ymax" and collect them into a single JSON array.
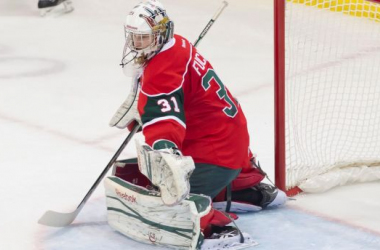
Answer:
[{"xmin": 104, "ymin": 176, "xmax": 211, "ymax": 249}]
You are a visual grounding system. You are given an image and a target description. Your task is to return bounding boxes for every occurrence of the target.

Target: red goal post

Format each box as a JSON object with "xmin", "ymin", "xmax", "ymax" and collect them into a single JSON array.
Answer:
[{"xmin": 274, "ymin": 0, "xmax": 380, "ymax": 196}]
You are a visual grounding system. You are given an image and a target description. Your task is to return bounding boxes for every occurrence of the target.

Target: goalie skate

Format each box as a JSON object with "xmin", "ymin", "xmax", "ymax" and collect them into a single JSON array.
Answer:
[
  {"xmin": 202, "ymin": 226, "xmax": 258, "ymax": 250},
  {"xmin": 38, "ymin": 0, "xmax": 74, "ymax": 17}
]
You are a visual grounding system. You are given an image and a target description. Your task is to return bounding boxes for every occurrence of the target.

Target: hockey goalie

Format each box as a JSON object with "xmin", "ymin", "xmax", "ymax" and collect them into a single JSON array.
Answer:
[{"xmin": 105, "ymin": 1, "xmax": 287, "ymax": 249}]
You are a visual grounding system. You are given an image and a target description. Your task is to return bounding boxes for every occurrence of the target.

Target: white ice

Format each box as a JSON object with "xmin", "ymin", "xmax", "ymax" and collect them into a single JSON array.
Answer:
[{"xmin": 1, "ymin": 0, "xmax": 380, "ymax": 249}]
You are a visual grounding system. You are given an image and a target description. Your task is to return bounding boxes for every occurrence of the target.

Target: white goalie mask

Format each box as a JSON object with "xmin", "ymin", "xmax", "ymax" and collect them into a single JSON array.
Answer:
[{"xmin": 121, "ymin": 0, "xmax": 174, "ymax": 71}]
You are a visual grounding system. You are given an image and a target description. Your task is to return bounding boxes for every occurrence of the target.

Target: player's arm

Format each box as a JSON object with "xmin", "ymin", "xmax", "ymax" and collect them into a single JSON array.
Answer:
[
  {"xmin": 109, "ymin": 73, "xmax": 142, "ymax": 130},
  {"xmin": 136, "ymin": 84, "xmax": 193, "ymax": 206},
  {"xmin": 139, "ymin": 87, "xmax": 186, "ymax": 150}
]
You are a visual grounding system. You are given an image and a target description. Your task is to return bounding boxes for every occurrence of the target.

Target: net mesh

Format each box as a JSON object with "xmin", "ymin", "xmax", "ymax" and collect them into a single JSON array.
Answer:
[{"xmin": 285, "ymin": 0, "xmax": 380, "ymax": 189}]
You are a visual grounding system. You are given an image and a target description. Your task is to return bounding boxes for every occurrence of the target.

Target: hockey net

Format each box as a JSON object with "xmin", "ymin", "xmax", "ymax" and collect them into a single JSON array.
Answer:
[{"xmin": 274, "ymin": 0, "xmax": 380, "ymax": 195}]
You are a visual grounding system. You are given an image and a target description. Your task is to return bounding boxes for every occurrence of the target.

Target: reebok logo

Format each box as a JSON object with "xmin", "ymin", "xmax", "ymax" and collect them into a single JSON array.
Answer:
[
  {"xmin": 115, "ymin": 188, "xmax": 137, "ymax": 203},
  {"xmin": 126, "ymin": 25, "xmax": 137, "ymax": 30}
]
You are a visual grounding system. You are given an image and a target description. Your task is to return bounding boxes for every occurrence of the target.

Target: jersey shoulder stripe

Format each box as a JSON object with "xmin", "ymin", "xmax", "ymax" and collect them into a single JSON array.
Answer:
[{"xmin": 142, "ymin": 116, "xmax": 186, "ymax": 129}]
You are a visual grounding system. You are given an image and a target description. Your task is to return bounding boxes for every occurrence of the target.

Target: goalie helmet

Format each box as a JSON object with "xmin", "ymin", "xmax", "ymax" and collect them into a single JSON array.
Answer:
[{"xmin": 121, "ymin": 0, "xmax": 174, "ymax": 70}]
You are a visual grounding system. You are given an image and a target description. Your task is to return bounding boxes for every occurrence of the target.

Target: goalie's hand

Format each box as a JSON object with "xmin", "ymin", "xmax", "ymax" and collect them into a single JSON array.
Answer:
[
  {"xmin": 136, "ymin": 141, "xmax": 195, "ymax": 206},
  {"xmin": 109, "ymin": 74, "xmax": 142, "ymax": 129},
  {"xmin": 126, "ymin": 120, "xmax": 142, "ymax": 132}
]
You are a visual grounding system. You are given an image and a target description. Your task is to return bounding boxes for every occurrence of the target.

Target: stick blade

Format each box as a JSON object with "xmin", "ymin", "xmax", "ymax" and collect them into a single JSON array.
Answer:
[{"xmin": 38, "ymin": 209, "xmax": 79, "ymax": 227}]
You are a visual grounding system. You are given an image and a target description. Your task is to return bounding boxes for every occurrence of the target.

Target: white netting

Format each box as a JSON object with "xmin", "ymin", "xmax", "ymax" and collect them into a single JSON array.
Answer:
[{"xmin": 285, "ymin": 0, "xmax": 380, "ymax": 191}]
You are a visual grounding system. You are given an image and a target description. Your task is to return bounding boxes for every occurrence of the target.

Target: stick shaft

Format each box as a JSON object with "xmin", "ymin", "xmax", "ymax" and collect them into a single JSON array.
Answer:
[
  {"xmin": 194, "ymin": 1, "xmax": 229, "ymax": 47},
  {"xmin": 76, "ymin": 123, "xmax": 141, "ymax": 210},
  {"xmin": 38, "ymin": 124, "xmax": 141, "ymax": 227}
]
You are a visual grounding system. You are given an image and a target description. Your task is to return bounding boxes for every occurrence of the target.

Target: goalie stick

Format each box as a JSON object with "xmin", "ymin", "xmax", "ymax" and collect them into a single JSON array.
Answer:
[
  {"xmin": 194, "ymin": 1, "xmax": 228, "ymax": 47},
  {"xmin": 38, "ymin": 0, "xmax": 229, "ymax": 227},
  {"xmin": 38, "ymin": 124, "xmax": 141, "ymax": 227}
]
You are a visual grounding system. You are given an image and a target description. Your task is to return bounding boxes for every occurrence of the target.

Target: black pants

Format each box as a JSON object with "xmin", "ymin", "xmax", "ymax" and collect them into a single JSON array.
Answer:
[{"xmin": 189, "ymin": 163, "xmax": 241, "ymax": 199}]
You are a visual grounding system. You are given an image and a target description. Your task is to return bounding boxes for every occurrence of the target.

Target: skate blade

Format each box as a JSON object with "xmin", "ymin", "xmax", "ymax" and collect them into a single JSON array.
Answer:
[{"xmin": 39, "ymin": 1, "xmax": 74, "ymax": 17}]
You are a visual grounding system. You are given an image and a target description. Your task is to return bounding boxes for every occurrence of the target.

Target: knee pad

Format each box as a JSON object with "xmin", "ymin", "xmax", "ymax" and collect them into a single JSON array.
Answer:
[
  {"xmin": 113, "ymin": 158, "xmax": 152, "ymax": 188},
  {"xmin": 214, "ymin": 167, "xmax": 264, "ymax": 202}
]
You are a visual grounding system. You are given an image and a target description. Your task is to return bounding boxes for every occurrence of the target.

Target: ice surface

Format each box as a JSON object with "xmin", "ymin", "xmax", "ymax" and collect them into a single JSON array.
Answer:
[{"xmin": 0, "ymin": 0, "xmax": 379, "ymax": 249}]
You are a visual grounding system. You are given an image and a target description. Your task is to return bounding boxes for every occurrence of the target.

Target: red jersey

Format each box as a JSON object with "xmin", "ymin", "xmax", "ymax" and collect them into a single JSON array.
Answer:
[{"xmin": 138, "ymin": 34, "xmax": 252, "ymax": 170}]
